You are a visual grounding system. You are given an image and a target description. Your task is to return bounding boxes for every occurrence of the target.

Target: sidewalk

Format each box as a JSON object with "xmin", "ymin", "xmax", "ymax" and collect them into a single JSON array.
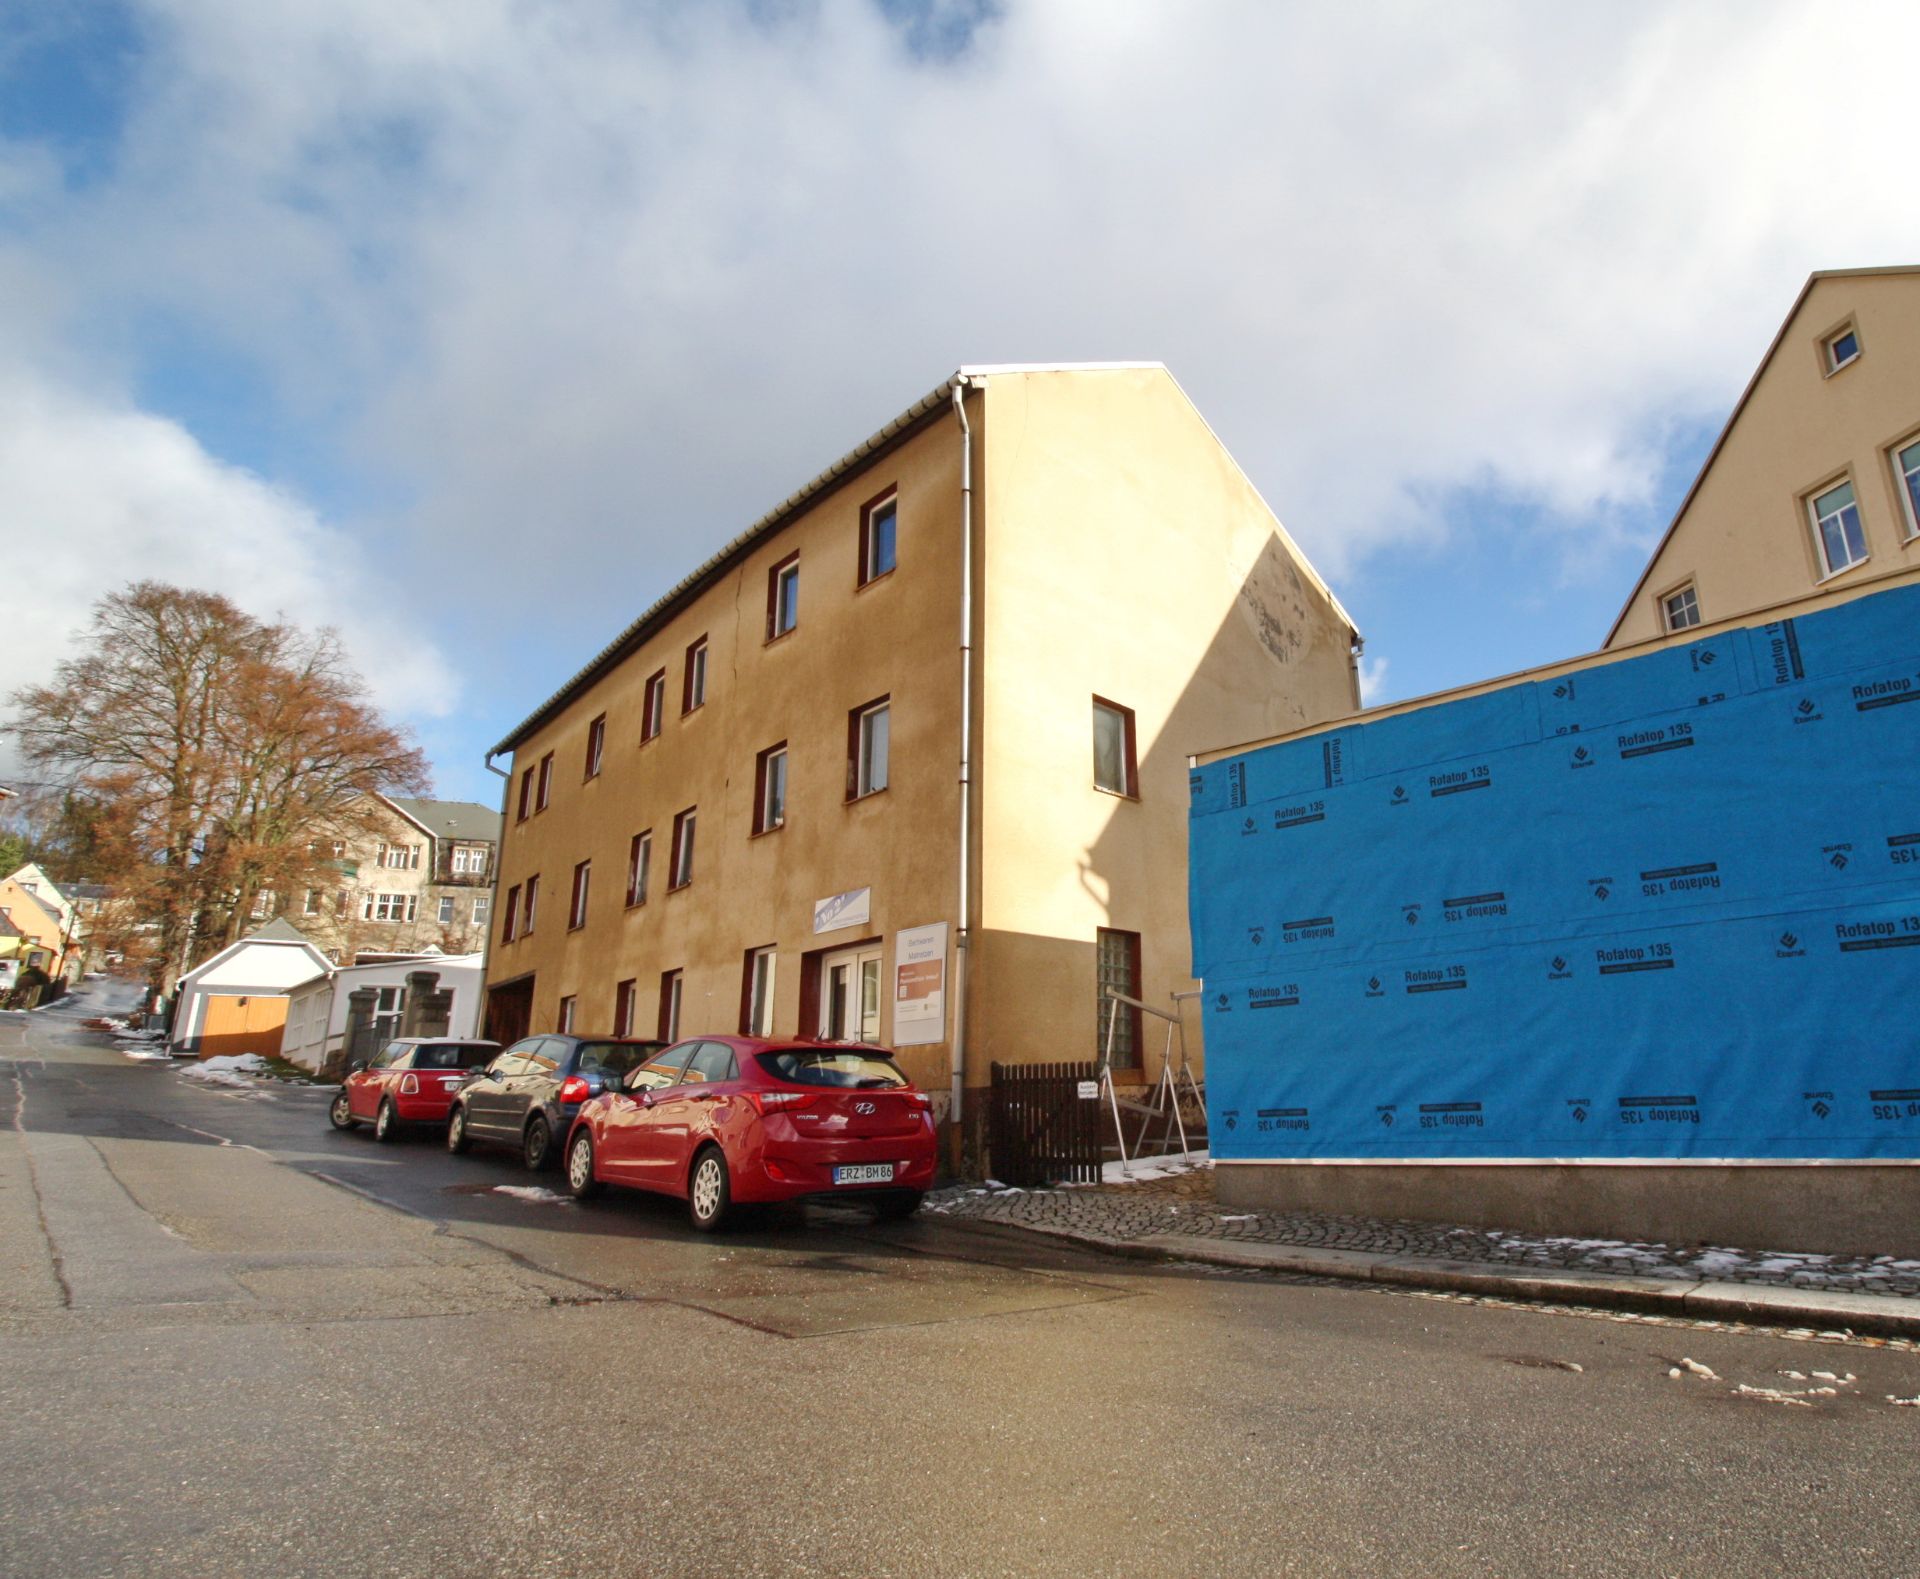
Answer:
[{"xmin": 924, "ymin": 1157, "xmax": 1920, "ymax": 1340}]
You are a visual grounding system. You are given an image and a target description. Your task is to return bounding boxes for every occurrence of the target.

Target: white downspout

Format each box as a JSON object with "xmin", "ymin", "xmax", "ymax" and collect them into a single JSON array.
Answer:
[
  {"xmin": 950, "ymin": 376, "xmax": 974, "ymax": 1172},
  {"xmin": 478, "ymin": 750, "xmax": 512, "ymax": 1036}
]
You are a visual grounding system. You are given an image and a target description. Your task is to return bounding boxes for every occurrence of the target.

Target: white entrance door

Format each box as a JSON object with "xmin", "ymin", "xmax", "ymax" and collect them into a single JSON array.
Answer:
[{"xmin": 819, "ymin": 946, "xmax": 883, "ymax": 1043}]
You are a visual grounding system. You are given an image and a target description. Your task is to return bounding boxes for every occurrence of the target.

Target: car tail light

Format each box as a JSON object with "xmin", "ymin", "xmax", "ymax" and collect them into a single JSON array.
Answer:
[
  {"xmin": 558, "ymin": 1075, "xmax": 592, "ymax": 1104},
  {"xmin": 399, "ymin": 1074, "xmax": 419, "ymax": 1094},
  {"xmin": 908, "ymin": 1091, "xmax": 931, "ymax": 1108},
  {"xmin": 746, "ymin": 1090, "xmax": 818, "ymax": 1115}
]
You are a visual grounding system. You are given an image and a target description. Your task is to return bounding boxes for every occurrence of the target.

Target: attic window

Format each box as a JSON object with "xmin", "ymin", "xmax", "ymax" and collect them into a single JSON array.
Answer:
[{"xmin": 1824, "ymin": 324, "xmax": 1861, "ymax": 375}]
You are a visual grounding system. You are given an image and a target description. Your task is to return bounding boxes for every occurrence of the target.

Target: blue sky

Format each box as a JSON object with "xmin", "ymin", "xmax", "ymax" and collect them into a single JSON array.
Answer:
[{"xmin": 0, "ymin": 1, "xmax": 1912, "ymax": 806}]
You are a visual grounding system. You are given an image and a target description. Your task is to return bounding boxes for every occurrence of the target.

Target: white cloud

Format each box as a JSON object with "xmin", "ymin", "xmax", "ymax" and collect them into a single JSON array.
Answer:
[
  {"xmin": 3, "ymin": 0, "xmax": 1917, "ymax": 759},
  {"xmin": 1356, "ymin": 656, "xmax": 1390, "ymax": 708},
  {"xmin": 0, "ymin": 367, "xmax": 458, "ymax": 767}
]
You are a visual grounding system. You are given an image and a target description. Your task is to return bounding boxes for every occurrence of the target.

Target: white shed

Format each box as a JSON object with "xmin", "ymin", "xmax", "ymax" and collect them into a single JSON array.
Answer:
[
  {"xmin": 171, "ymin": 920, "xmax": 333, "ymax": 1059},
  {"xmin": 280, "ymin": 952, "xmax": 486, "ymax": 1072}
]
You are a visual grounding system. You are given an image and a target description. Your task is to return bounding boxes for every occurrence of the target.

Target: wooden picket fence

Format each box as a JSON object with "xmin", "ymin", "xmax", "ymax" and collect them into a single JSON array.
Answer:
[{"xmin": 988, "ymin": 1059, "xmax": 1103, "ymax": 1187}]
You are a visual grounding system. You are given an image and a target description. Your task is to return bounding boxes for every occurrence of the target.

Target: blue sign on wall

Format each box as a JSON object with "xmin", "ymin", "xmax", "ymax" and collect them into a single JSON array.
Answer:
[{"xmin": 1189, "ymin": 582, "xmax": 1920, "ymax": 1162}]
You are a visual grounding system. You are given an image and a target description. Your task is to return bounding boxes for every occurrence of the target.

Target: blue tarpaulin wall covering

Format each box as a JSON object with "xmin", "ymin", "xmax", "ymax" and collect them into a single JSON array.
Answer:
[{"xmin": 1187, "ymin": 582, "xmax": 1920, "ymax": 1162}]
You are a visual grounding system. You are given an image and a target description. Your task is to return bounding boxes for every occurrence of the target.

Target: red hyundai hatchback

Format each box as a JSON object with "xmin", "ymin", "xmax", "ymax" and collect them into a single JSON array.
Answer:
[{"xmin": 563, "ymin": 1036, "xmax": 937, "ymax": 1230}]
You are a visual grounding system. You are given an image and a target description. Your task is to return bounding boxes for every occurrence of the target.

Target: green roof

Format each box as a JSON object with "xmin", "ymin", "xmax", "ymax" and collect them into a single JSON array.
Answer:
[{"xmin": 385, "ymin": 796, "xmax": 502, "ymax": 845}]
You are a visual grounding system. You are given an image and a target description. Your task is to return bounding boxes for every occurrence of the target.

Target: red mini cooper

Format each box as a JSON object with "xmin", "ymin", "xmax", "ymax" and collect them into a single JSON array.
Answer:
[
  {"xmin": 330, "ymin": 1037, "xmax": 500, "ymax": 1143},
  {"xmin": 562, "ymin": 1036, "xmax": 937, "ymax": 1230}
]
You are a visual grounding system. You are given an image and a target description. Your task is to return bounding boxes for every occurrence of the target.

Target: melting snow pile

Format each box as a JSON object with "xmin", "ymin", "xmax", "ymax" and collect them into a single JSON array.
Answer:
[
  {"xmin": 180, "ymin": 1054, "xmax": 269, "ymax": 1088},
  {"xmin": 491, "ymin": 1186, "xmax": 570, "ymax": 1205}
]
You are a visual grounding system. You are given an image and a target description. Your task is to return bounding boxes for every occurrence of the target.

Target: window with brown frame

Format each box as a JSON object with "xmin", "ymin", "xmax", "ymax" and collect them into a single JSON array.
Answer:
[
  {"xmin": 658, "ymin": 968, "xmax": 683, "ymax": 1040},
  {"xmin": 641, "ymin": 669, "xmax": 666, "ymax": 740},
  {"xmin": 683, "ymin": 636, "xmax": 708, "ymax": 713},
  {"xmin": 516, "ymin": 767, "xmax": 533, "ymax": 822},
  {"xmin": 1096, "ymin": 927, "xmax": 1142, "ymax": 1066},
  {"xmin": 556, "ymin": 995, "xmax": 576, "ymax": 1034},
  {"xmin": 613, "ymin": 978, "xmax": 637, "ymax": 1038},
  {"xmin": 536, "ymin": 751, "xmax": 554, "ymax": 811},
  {"xmin": 626, "ymin": 830, "xmax": 651, "ymax": 907},
  {"xmin": 1092, "ymin": 696, "xmax": 1138, "ymax": 798},
  {"xmin": 846, "ymin": 696, "xmax": 889, "ymax": 799},
  {"xmin": 501, "ymin": 883, "xmax": 521, "ymax": 943},
  {"xmin": 753, "ymin": 742, "xmax": 788, "ymax": 834},
  {"xmin": 767, "ymin": 552, "xmax": 800, "ymax": 640},
  {"xmin": 669, "ymin": 808, "xmax": 696, "ymax": 890},
  {"xmin": 568, "ymin": 859, "xmax": 591, "ymax": 930},
  {"xmin": 858, "ymin": 487, "xmax": 897, "ymax": 586},
  {"xmin": 584, "ymin": 714, "xmax": 606, "ymax": 779},
  {"xmin": 741, "ymin": 946, "xmax": 776, "ymax": 1035},
  {"xmin": 521, "ymin": 873, "xmax": 539, "ymax": 936}
]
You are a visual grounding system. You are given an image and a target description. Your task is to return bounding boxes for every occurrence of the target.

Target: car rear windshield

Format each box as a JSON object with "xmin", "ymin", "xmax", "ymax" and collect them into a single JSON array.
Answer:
[
  {"xmin": 576, "ymin": 1042, "xmax": 655, "ymax": 1077},
  {"xmin": 415, "ymin": 1043, "xmax": 498, "ymax": 1071},
  {"xmin": 756, "ymin": 1049, "xmax": 909, "ymax": 1089}
]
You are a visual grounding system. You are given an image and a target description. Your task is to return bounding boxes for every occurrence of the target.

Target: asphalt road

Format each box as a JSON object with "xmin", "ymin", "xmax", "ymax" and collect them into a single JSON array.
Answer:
[{"xmin": 5, "ymin": 983, "xmax": 1920, "ymax": 1578}]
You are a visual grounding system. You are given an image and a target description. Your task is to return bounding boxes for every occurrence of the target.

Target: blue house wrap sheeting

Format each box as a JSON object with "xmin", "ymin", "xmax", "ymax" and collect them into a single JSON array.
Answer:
[{"xmin": 1187, "ymin": 582, "xmax": 1920, "ymax": 1163}]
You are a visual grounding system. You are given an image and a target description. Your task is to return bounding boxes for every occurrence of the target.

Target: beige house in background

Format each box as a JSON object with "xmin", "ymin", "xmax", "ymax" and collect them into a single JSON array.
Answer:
[
  {"xmin": 270, "ymin": 794, "xmax": 501, "ymax": 964},
  {"xmin": 1607, "ymin": 265, "xmax": 1920, "ymax": 647},
  {"xmin": 485, "ymin": 364, "xmax": 1359, "ymax": 1150}
]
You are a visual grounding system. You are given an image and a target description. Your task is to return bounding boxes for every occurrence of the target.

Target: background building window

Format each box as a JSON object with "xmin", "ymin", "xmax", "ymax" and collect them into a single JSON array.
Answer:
[
  {"xmin": 536, "ymin": 752, "xmax": 554, "ymax": 810},
  {"xmin": 437, "ymin": 896, "xmax": 456, "ymax": 925},
  {"xmin": 768, "ymin": 553, "xmax": 800, "ymax": 639},
  {"xmin": 860, "ymin": 491, "xmax": 897, "ymax": 584},
  {"xmin": 568, "ymin": 860, "xmax": 591, "ymax": 929},
  {"xmin": 755, "ymin": 743, "xmax": 788, "ymax": 833},
  {"xmin": 1826, "ymin": 324, "xmax": 1861, "ymax": 372},
  {"xmin": 613, "ymin": 978, "xmax": 637, "ymax": 1038},
  {"xmin": 473, "ymin": 895, "xmax": 491, "ymax": 928},
  {"xmin": 669, "ymin": 809, "xmax": 696, "ymax": 890},
  {"xmin": 1662, "ymin": 584, "xmax": 1701, "ymax": 632},
  {"xmin": 1092, "ymin": 696, "xmax": 1138, "ymax": 797},
  {"xmin": 848, "ymin": 697, "xmax": 889, "ymax": 798},
  {"xmin": 627, "ymin": 830, "xmax": 651, "ymax": 906},
  {"xmin": 557, "ymin": 995, "xmax": 576, "ymax": 1034},
  {"xmin": 684, "ymin": 637, "xmax": 708, "ymax": 712},
  {"xmin": 743, "ymin": 946, "xmax": 776, "ymax": 1035},
  {"xmin": 642, "ymin": 669, "xmax": 666, "ymax": 740},
  {"xmin": 659, "ymin": 969, "xmax": 683, "ymax": 1040},
  {"xmin": 1895, "ymin": 437, "xmax": 1920, "ymax": 538},
  {"xmin": 1809, "ymin": 479, "xmax": 1868, "ymax": 576},
  {"xmin": 1096, "ymin": 928, "xmax": 1142, "ymax": 1067},
  {"xmin": 303, "ymin": 890, "xmax": 322, "ymax": 916},
  {"xmin": 584, "ymin": 714, "xmax": 607, "ymax": 778}
]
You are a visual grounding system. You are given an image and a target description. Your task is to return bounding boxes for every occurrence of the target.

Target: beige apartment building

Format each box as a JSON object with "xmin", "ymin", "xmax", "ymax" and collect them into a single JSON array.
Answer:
[
  {"xmin": 274, "ymin": 794, "xmax": 501, "ymax": 964},
  {"xmin": 1608, "ymin": 265, "xmax": 1920, "ymax": 647},
  {"xmin": 485, "ymin": 364, "xmax": 1359, "ymax": 1148}
]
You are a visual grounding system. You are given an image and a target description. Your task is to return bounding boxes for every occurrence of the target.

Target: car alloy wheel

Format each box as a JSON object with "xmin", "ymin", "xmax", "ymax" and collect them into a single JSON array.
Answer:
[
  {"xmin": 447, "ymin": 1105, "xmax": 470, "ymax": 1154},
  {"xmin": 329, "ymin": 1091, "xmax": 355, "ymax": 1130},
  {"xmin": 688, "ymin": 1148, "xmax": 730, "ymax": 1233},
  {"xmin": 523, "ymin": 1115, "xmax": 553, "ymax": 1172},
  {"xmin": 566, "ymin": 1131, "xmax": 601, "ymax": 1200},
  {"xmin": 375, "ymin": 1100, "xmax": 399, "ymax": 1144}
]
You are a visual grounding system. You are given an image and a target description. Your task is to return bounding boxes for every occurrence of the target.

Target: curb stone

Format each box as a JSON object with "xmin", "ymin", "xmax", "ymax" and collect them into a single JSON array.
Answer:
[{"xmin": 988, "ymin": 1218, "xmax": 1920, "ymax": 1340}]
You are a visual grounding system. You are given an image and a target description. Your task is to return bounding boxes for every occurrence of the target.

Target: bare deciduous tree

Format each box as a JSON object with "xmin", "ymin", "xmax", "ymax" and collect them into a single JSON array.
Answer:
[{"xmin": 8, "ymin": 582, "xmax": 429, "ymax": 997}]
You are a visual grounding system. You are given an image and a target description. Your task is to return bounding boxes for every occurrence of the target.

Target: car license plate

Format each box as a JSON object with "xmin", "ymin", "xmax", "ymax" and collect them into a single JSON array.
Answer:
[{"xmin": 833, "ymin": 1163, "xmax": 894, "ymax": 1185}]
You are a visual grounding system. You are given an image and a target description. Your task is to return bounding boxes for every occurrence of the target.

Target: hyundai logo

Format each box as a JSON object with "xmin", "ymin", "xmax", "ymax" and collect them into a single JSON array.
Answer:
[{"xmin": 854, "ymin": 1101, "xmax": 876, "ymax": 1115}]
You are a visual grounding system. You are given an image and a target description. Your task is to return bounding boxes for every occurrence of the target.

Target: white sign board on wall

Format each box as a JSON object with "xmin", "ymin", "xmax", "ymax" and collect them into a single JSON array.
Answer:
[
  {"xmin": 891, "ymin": 922, "xmax": 948, "ymax": 1047},
  {"xmin": 812, "ymin": 887, "xmax": 871, "ymax": 935}
]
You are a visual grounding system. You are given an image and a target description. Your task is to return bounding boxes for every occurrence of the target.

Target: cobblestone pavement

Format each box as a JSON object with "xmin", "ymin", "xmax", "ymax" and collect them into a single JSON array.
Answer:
[{"xmin": 924, "ymin": 1162, "xmax": 1920, "ymax": 1299}]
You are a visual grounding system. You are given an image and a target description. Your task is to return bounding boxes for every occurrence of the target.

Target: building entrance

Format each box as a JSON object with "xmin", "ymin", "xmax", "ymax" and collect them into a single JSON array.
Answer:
[{"xmin": 818, "ymin": 945, "xmax": 881, "ymax": 1043}]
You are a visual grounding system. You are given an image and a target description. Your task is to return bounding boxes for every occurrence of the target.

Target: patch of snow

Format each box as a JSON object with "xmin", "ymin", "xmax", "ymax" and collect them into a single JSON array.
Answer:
[
  {"xmin": 1102, "ymin": 1149, "xmax": 1210, "ymax": 1183},
  {"xmin": 491, "ymin": 1185, "xmax": 570, "ymax": 1205},
  {"xmin": 1680, "ymin": 1358, "xmax": 1720, "ymax": 1381},
  {"xmin": 1734, "ymin": 1385, "xmax": 1813, "ymax": 1407},
  {"xmin": 1217, "ymin": 1214, "xmax": 1258, "ymax": 1223},
  {"xmin": 1888, "ymin": 1395, "xmax": 1920, "ymax": 1407},
  {"xmin": 120, "ymin": 1047, "xmax": 173, "ymax": 1063},
  {"xmin": 180, "ymin": 1054, "xmax": 270, "ymax": 1088}
]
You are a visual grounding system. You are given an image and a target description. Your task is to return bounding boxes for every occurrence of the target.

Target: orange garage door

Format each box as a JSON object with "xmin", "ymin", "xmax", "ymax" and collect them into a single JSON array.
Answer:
[{"xmin": 200, "ymin": 994, "xmax": 289, "ymax": 1060}]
